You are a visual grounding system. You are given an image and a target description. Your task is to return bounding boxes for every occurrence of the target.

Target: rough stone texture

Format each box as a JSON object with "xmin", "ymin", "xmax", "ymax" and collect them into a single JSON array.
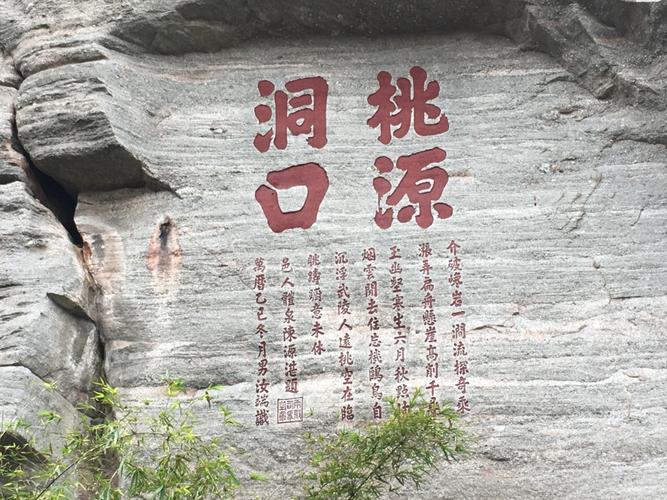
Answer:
[
  {"xmin": 0, "ymin": 182, "xmax": 99, "ymax": 399},
  {"xmin": 0, "ymin": 57, "xmax": 100, "ymax": 453},
  {"xmin": 0, "ymin": 0, "xmax": 666, "ymax": 498},
  {"xmin": 0, "ymin": 366, "xmax": 83, "ymax": 451}
]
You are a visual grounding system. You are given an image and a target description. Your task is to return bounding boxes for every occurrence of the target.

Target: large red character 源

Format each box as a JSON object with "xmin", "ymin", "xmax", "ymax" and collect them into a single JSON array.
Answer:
[
  {"xmin": 367, "ymin": 66, "xmax": 449, "ymax": 144},
  {"xmin": 255, "ymin": 163, "xmax": 329, "ymax": 233},
  {"xmin": 254, "ymin": 76, "xmax": 328, "ymax": 152},
  {"xmin": 372, "ymin": 147, "xmax": 453, "ymax": 229}
]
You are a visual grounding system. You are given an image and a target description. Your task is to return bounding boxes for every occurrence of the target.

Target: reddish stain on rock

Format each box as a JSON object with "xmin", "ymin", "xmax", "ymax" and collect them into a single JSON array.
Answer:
[{"xmin": 147, "ymin": 216, "xmax": 182, "ymax": 287}]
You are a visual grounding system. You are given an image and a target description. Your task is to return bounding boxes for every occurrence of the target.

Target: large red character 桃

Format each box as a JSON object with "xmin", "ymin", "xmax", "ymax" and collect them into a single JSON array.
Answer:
[{"xmin": 367, "ymin": 66, "xmax": 449, "ymax": 145}]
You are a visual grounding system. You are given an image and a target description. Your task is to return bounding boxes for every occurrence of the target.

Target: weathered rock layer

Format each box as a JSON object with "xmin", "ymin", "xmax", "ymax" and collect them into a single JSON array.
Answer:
[{"xmin": 0, "ymin": 1, "xmax": 665, "ymax": 498}]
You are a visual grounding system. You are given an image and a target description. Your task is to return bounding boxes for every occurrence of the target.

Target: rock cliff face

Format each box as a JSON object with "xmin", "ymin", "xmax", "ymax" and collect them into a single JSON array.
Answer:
[{"xmin": 1, "ymin": 1, "xmax": 666, "ymax": 498}]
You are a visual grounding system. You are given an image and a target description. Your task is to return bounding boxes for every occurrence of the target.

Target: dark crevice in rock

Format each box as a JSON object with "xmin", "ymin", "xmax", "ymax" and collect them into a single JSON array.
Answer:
[
  {"xmin": 4, "ymin": 59, "xmax": 105, "ymax": 411},
  {"xmin": 79, "ymin": 242, "xmax": 110, "ymax": 395},
  {"xmin": 610, "ymin": 132, "xmax": 667, "ymax": 148},
  {"xmin": 143, "ymin": 171, "xmax": 181, "ymax": 198},
  {"xmin": 9, "ymin": 116, "xmax": 83, "ymax": 246},
  {"xmin": 0, "ymin": 430, "xmax": 45, "ymax": 476},
  {"xmin": 46, "ymin": 292, "xmax": 95, "ymax": 322}
]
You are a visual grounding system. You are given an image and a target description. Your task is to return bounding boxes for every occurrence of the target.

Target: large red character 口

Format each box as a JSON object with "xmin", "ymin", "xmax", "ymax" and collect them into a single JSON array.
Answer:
[
  {"xmin": 255, "ymin": 163, "xmax": 329, "ymax": 233},
  {"xmin": 367, "ymin": 66, "xmax": 449, "ymax": 144},
  {"xmin": 372, "ymin": 147, "xmax": 453, "ymax": 229},
  {"xmin": 254, "ymin": 76, "xmax": 328, "ymax": 152}
]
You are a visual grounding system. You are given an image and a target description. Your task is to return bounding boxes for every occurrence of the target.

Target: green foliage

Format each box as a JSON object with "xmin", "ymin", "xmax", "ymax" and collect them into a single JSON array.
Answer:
[
  {"xmin": 1, "ymin": 381, "xmax": 468, "ymax": 500},
  {"xmin": 0, "ymin": 379, "xmax": 239, "ymax": 499},
  {"xmin": 302, "ymin": 390, "xmax": 467, "ymax": 499}
]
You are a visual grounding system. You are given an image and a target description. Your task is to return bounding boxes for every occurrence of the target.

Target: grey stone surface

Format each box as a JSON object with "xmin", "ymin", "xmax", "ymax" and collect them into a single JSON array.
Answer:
[
  {"xmin": 0, "ymin": 0, "xmax": 666, "ymax": 498},
  {"xmin": 0, "ymin": 366, "xmax": 82, "ymax": 452},
  {"xmin": 0, "ymin": 56, "xmax": 99, "ymax": 452},
  {"xmin": 0, "ymin": 182, "xmax": 100, "ymax": 402}
]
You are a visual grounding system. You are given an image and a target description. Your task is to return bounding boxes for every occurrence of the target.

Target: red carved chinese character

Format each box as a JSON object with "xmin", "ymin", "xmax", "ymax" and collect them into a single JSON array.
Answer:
[
  {"xmin": 394, "ymin": 366, "xmax": 409, "ymax": 383},
  {"xmin": 424, "ymin": 325, "xmax": 436, "ymax": 343},
  {"xmin": 452, "ymin": 323, "xmax": 466, "ymax": 340},
  {"xmin": 369, "ymin": 350, "xmax": 383, "ymax": 365},
  {"xmin": 311, "ymin": 340, "xmax": 325, "ymax": 355},
  {"xmin": 341, "ymin": 404, "xmax": 354, "ymax": 421},
  {"xmin": 362, "ymin": 247, "xmax": 376, "ymax": 261},
  {"xmin": 418, "ymin": 242, "xmax": 433, "ymax": 258},
  {"xmin": 311, "ymin": 322, "xmax": 324, "ymax": 338},
  {"xmin": 309, "ymin": 288, "xmax": 323, "ymax": 302},
  {"xmin": 254, "ymin": 274, "xmax": 266, "ymax": 290},
  {"xmin": 256, "ymin": 379, "xmax": 269, "ymax": 393},
  {"xmin": 422, "ymin": 293, "xmax": 435, "ymax": 309},
  {"xmin": 372, "ymin": 402, "xmax": 383, "ymax": 420},
  {"xmin": 420, "ymin": 260, "xmax": 433, "ymax": 275},
  {"xmin": 367, "ymin": 66, "xmax": 449, "ymax": 144},
  {"xmin": 285, "ymin": 379, "xmax": 298, "ymax": 393},
  {"xmin": 395, "ymin": 347, "xmax": 406, "ymax": 363},
  {"xmin": 453, "ymin": 341, "xmax": 467, "ymax": 357},
  {"xmin": 448, "ymin": 256, "xmax": 462, "ymax": 271},
  {"xmin": 281, "ymin": 290, "xmax": 295, "ymax": 306},
  {"xmin": 338, "ymin": 318, "xmax": 352, "ymax": 331},
  {"xmin": 456, "ymin": 376, "xmax": 469, "ymax": 393},
  {"xmin": 257, "ymin": 358, "xmax": 268, "ymax": 376},
  {"xmin": 369, "ymin": 367, "xmax": 383, "ymax": 382},
  {"xmin": 456, "ymin": 395, "xmax": 470, "ymax": 414},
  {"xmin": 256, "ymin": 409, "xmax": 269, "ymax": 426},
  {"xmin": 447, "ymin": 240, "xmax": 460, "ymax": 255},
  {"xmin": 308, "ymin": 253, "xmax": 321, "ymax": 266},
  {"xmin": 450, "ymin": 290, "xmax": 463, "ymax": 307},
  {"xmin": 454, "ymin": 359, "xmax": 469, "ymax": 376},
  {"xmin": 396, "ymin": 384, "xmax": 409, "ymax": 400},
  {"xmin": 449, "ymin": 272, "xmax": 463, "ymax": 288},
  {"xmin": 254, "ymin": 76, "xmax": 328, "ymax": 151},
  {"xmin": 373, "ymin": 148, "xmax": 453, "ymax": 229},
  {"xmin": 426, "ymin": 380, "xmax": 440, "ymax": 397},
  {"xmin": 257, "ymin": 341, "xmax": 267, "ymax": 358},
  {"xmin": 255, "ymin": 163, "xmax": 329, "ymax": 233}
]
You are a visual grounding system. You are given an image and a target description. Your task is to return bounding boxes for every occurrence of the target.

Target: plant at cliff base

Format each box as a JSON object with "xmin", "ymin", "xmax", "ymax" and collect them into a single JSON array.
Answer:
[
  {"xmin": 0, "ymin": 378, "xmax": 240, "ymax": 499},
  {"xmin": 1, "ymin": 382, "xmax": 468, "ymax": 500},
  {"xmin": 302, "ymin": 389, "xmax": 468, "ymax": 500}
]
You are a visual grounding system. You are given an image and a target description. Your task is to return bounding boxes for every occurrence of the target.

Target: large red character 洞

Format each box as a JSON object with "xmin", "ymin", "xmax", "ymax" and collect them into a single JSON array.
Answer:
[
  {"xmin": 254, "ymin": 77, "xmax": 328, "ymax": 152},
  {"xmin": 255, "ymin": 163, "xmax": 329, "ymax": 233},
  {"xmin": 372, "ymin": 147, "xmax": 453, "ymax": 229},
  {"xmin": 367, "ymin": 66, "xmax": 449, "ymax": 144}
]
